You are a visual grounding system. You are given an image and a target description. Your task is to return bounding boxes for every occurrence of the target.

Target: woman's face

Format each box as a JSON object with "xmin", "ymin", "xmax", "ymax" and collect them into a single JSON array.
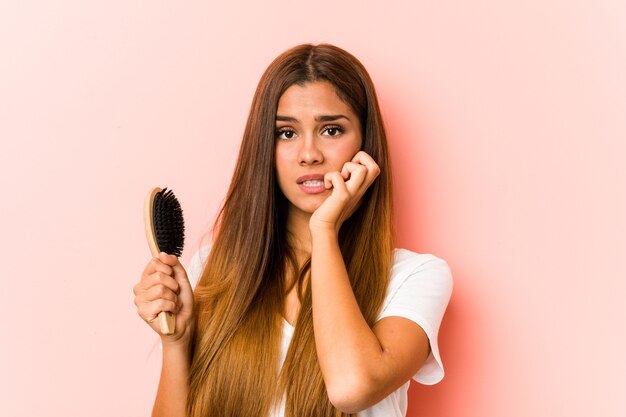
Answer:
[{"xmin": 274, "ymin": 81, "xmax": 363, "ymax": 216}]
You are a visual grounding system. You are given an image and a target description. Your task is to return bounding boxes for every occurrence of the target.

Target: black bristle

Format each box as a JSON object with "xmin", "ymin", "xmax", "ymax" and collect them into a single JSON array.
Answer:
[{"xmin": 153, "ymin": 187, "xmax": 185, "ymax": 257}]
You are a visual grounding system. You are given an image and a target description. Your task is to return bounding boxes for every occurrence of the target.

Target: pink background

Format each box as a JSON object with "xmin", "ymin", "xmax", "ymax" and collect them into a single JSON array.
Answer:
[{"xmin": 1, "ymin": 1, "xmax": 624, "ymax": 416}]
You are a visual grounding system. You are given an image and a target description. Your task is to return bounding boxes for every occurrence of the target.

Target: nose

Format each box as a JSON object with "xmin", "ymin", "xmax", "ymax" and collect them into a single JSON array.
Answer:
[{"xmin": 298, "ymin": 134, "xmax": 324, "ymax": 166}]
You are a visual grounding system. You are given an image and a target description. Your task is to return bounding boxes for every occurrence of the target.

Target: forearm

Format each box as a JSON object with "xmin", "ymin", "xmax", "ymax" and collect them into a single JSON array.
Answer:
[
  {"xmin": 152, "ymin": 341, "xmax": 191, "ymax": 417},
  {"xmin": 310, "ymin": 228, "xmax": 384, "ymax": 398}
]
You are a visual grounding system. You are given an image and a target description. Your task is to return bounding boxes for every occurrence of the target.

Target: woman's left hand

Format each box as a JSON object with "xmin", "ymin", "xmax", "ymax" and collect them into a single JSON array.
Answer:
[{"xmin": 310, "ymin": 151, "xmax": 380, "ymax": 233}]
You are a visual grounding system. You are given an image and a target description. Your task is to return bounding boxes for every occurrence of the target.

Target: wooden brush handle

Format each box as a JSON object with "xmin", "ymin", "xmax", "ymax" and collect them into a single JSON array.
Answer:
[{"xmin": 143, "ymin": 186, "xmax": 176, "ymax": 335}]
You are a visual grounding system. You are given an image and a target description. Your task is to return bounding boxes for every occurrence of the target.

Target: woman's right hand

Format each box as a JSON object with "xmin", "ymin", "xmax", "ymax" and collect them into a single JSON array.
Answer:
[{"xmin": 133, "ymin": 252, "xmax": 196, "ymax": 346}]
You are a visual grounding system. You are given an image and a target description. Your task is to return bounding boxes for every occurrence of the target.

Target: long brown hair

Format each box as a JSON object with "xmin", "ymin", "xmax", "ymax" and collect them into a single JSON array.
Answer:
[{"xmin": 188, "ymin": 43, "xmax": 395, "ymax": 417}]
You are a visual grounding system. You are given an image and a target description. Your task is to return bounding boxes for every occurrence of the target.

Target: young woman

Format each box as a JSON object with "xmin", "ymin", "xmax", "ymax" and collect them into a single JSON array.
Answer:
[{"xmin": 133, "ymin": 43, "xmax": 453, "ymax": 417}]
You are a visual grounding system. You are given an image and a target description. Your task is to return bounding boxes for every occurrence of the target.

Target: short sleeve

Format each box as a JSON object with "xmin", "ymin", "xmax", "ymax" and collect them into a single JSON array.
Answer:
[
  {"xmin": 186, "ymin": 244, "xmax": 211, "ymax": 290},
  {"xmin": 377, "ymin": 250, "xmax": 453, "ymax": 385}
]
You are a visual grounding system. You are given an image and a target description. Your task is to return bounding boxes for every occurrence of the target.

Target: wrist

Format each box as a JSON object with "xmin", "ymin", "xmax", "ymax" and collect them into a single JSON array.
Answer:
[
  {"xmin": 162, "ymin": 330, "xmax": 191, "ymax": 344},
  {"xmin": 309, "ymin": 222, "xmax": 339, "ymax": 237},
  {"xmin": 309, "ymin": 227, "xmax": 341, "ymax": 249},
  {"xmin": 309, "ymin": 213, "xmax": 343, "ymax": 233},
  {"xmin": 161, "ymin": 336, "xmax": 192, "ymax": 355},
  {"xmin": 161, "ymin": 321, "xmax": 195, "ymax": 351}
]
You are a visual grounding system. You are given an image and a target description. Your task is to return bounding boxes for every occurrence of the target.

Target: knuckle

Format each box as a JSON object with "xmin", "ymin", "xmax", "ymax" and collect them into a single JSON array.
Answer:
[
  {"xmin": 156, "ymin": 272, "xmax": 170, "ymax": 285},
  {"xmin": 156, "ymin": 285, "xmax": 167, "ymax": 297},
  {"xmin": 137, "ymin": 307, "xmax": 149, "ymax": 321}
]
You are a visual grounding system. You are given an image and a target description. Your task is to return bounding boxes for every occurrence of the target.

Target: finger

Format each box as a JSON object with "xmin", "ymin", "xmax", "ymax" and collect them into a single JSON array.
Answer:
[
  {"xmin": 136, "ymin": 270, "xmax": 180, "ymax": 296},
  {"xmin": 340, "ymin": 162, "xmax": 368, "ymax": 193},
  {"xmin": 351, "ymin": 151, "xmax": 381, "ymax": 183},
  {"xmin": 323, "ymin": 171, "xmax": 336, "ymax": 189},
  {"xmin": 141, "ymin": 256, "xmax": 174, "ymax": 281},
  {"xmin": 159, "ymin": 252, "xmax": 184, "ymax": 276},
  {"xmin": 325, "ymin": 171, "xmax": 349, "ymax": 200},
  {"xmin": 151, "ymin": 257, "xmax": 174, "ymax": 275},
  {"xmin": 158, "ymin": 252, "xmax": 193, "ymax": 294},
  {"xmin": 351, "ymin": 150, "xmax": 377, "ymax": 166},
  {"xmin": 351, "ymin": 151, "xmax": 380, "ymax": 174},
  {"xmin": 340, "ymin": 161, "xmax": 360, "ymax": 178},
  {"xmin": 142, "ymin": 284, "xmax": 179, "ymax": 304},
  {"xmin": 141, "ymin": 299, "xmax": 179, "ymax": 322}
]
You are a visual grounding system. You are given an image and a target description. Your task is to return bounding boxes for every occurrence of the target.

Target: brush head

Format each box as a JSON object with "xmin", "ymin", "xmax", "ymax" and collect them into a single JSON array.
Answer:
[{"xmin": 153, "ymin": 187, "xmax": 185, "ymax": 257}]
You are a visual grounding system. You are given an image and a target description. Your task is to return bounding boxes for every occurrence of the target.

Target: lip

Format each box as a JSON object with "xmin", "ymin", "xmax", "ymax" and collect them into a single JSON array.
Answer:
[
  {"xmin": 296, "ymin": 173, "xmax": 325, "ymax": 184},
  {"xmin": 296, "ymin": 173, "xmax": 326, "ymax": 194}
]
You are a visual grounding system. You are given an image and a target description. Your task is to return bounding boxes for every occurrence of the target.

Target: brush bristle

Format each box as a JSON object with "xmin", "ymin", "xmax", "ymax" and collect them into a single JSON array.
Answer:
[{"xmin": 153, "ymin": 187, "xmax": 185, "ymax": 257}]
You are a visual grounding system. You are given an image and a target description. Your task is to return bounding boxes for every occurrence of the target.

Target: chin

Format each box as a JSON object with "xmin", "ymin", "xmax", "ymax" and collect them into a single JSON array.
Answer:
[
  {"xmin": 299, "ymin": 202, "xmax": 322, "ymax": 214},
  {"xmin": 290, "ymin": 197, "xmax": 325, "ymax": 216}
]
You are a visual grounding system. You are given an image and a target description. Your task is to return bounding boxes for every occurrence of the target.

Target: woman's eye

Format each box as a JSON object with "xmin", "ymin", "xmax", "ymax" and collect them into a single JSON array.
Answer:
[
  {"xmin": 275, "ymin": 128, "xmax": 295, "ymax": 140},
  {"xmin": 323, "ymin": 126, "xmax": 343, "ymax": 137}
]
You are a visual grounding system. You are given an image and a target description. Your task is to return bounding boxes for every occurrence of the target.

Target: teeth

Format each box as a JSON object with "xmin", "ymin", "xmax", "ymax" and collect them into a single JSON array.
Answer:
[{"xmin": 302, "ymin": 180, "xmax": 323, "ymax": 186}]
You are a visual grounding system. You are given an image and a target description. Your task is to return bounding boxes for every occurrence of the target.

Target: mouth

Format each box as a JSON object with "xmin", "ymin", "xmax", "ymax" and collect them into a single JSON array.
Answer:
[
  {"xmin": 297, "ymin": 173, "xmax": 325, "ymax": 184},
  {"xmin": 297, "ymin": 174, "xmax": 326, "ymax": 194}
]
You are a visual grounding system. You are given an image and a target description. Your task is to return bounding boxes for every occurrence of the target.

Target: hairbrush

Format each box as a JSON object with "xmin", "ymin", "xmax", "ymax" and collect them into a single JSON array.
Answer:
[{"xmin": 143, "ymin": 186, "xmax": 185, "ymax": 335}]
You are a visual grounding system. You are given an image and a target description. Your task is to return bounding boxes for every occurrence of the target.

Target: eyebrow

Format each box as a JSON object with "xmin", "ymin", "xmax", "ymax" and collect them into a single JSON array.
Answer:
[{"xmin": 275, "ymin": 114, "xmax": 350, "ymax": 123}]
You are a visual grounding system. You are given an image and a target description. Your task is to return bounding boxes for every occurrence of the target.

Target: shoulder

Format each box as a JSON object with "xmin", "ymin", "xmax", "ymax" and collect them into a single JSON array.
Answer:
[
  {"xmin": 390, "ymin": 248, "xmax": 453, "ymax": 291},
  {"xmin": 380, "ymin": 248, "xmax": 454, "ymax": 317}
]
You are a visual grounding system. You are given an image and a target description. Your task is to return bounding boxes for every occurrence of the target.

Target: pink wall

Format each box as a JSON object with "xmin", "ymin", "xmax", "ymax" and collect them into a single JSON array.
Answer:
[{"xmin": 1, "ymin": 1, "xmax": 624, "ymax": 416}]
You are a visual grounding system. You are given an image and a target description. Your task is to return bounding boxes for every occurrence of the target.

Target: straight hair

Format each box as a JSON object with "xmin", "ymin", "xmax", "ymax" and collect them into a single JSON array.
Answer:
[{"xmin": 188, "ymin": 43, "xmax": 395, "ymax": 417}]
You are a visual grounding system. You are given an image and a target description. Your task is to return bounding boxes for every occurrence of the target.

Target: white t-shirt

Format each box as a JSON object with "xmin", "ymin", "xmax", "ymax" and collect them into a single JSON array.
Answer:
[{"xmin": 186, "ymin": 245, "xmax": 453, "ymax": 417}]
